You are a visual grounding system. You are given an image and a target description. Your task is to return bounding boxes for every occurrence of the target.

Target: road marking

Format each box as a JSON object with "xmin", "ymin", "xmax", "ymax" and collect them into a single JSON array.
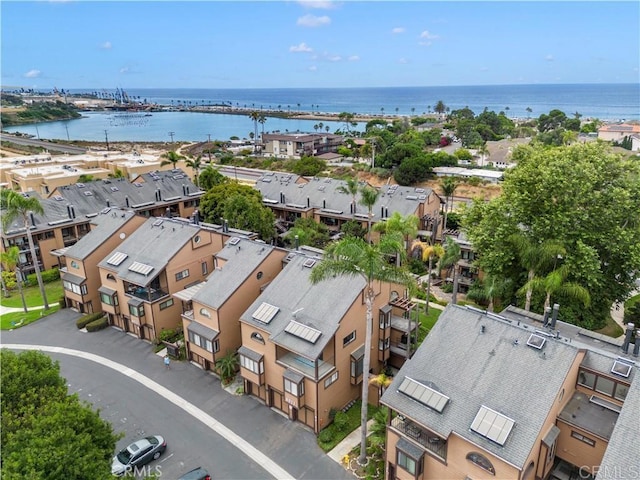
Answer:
[{"xmin": 5, "ymin": 344, "xmax": 293, "ymax": 480}]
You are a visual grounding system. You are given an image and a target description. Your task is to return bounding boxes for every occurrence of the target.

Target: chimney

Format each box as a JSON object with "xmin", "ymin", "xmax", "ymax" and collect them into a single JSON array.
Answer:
[
  {"xmin": 125, "ymin": 196, "xmax": 130, "ymax": 208},
  {"xmin": 381, "ymin": 206, "xmax": 385, "ymax": 218},
  {"xmin": 156, "ymin": 189, "xmax": 161, "ymax": 201},
  {"xmin": 481, "ymin": 325, "xmax": 485, "ymax": 334},
  {"xmin": 66, "ymin": 205, "xmax": 72, "ymax": 218},
  {"xmin": 323, "ymin": 199, "xmax": 326, "ymax": 209},
  {"xmin": 633, "ymin": 329, "xmax": 640, "ymax": 357},
  {"xmin": 106, "ymin": 200, "xmax": 111, "ymax": 208},
  {"xmin": 29, "ymin": 211, "xmax": 36, "ymax": 226},
  {"xmin": 307, "ymin": 197, "xmax": 310, "ymax": 208},
  {"xmin": 193, "ymin": 209, "xmax": 200, "ymax": 225},
  {"xmin": 223, "ymin": 219, "xmax": 229, "ymax": 233},
  {"xmin": 295, "ymin": 235, "xmax": 300, "ymax": 250},
  {"xmin": 550, "ymin": 303, "xmax": 560, "ymax": 329},
  {"xmin": 165, "ymin": 207, "xmax": 171, "ymax": 218},
  {"xmin": 280, "ymin": 192, "xmax": 285, "ymax": 204},
  {"xmin": 182, "ymin": 184, "xmax": 186, "ymax": 196},
  {"xmin": 542, "ymin": 306, "xmax": 552, "ymax": 327},
  {"xmin": 622, "ymin": 322, "xmax": 635, "ymax": 354}
]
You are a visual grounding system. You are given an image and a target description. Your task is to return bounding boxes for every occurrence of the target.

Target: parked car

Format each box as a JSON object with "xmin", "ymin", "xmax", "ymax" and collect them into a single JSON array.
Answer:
[
  {"xmin": 178, "ymin": 466, "xmax": 211, "ymax": 480},
  {"xmin": 111, "ymin": 435, "xmax": 167, "ymax": 476}
]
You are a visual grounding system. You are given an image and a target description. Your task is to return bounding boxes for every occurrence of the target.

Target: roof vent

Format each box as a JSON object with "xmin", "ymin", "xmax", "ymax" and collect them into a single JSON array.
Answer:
[
  {"xmin": 527, "ymin": 334, "xmax": 546, "ymax": 350},
  {"xmin": 303, "ymin": 258, "xmax": 316, "ymax": 268}
]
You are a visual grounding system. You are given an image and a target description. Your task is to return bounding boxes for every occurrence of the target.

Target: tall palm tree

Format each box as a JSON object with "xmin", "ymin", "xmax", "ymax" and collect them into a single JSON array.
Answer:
[
  {"xmin": 0, "ymin": 246, "xmax": 27, "ymax": 313},
  {"xmin": 161, "ymin": 150, "xmax": 184, "ymax": 170},
  {"xmin": 467, "ymin": 275, "xmax": 512, "ymax": 312},
  {"xmin": 1, "ymin": 190, "xmax": 49, "ymax": 310},
  {"xmin": 520, "ymin": 264, "xmax": 590, "ymax": 312},
  {"xmin": 412, "ymin": 240, "xmax": 444, "ymax": 313},
  {"xmin": 185, "ymin": 155, "xmax": 203, "ymax": 187},
  {"xmin": 258, "ymin": 114, "xmax": 267, "ymax": 137},
  {"xmin": 310, "ymin": 234, "xmax": 414, "ymax": 465},
  {"xmin": 359, "ymin": 186, "xmax": 380, "ymax": 244},
  {"xmin": 373, "ymin": 212, "xmax": 418, "ymax": 265},
  {"xmin": 337, "ymin": 178, "xmax": 360, "ymax": 217},
  {"xmin": 440, "ymin": 177, "xmax": 458, "ymax": 232},
  {"xmin": 509, "ymin": 234, "xmax": 566, "ymax": 311},
  {"xmin": 248, "ymin": 111, "xmax": 260, "ymax": 153},
  {"xmin": 439, "ymin": 236, "xmax": 461, "ymax": 304}
]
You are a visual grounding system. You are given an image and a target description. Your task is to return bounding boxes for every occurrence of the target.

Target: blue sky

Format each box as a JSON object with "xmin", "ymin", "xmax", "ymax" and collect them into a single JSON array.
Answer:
[{"xmin": 2, "ymin": 1, "xmax": 638, "ymax": 89}]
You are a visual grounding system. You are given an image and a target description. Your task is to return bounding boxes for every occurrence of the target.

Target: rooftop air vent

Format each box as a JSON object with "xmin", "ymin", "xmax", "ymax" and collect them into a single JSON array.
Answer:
[
  {"xmin": 228, "ymin": 237, "xmax": 241, "ymax": 246},
  {"xmin": 527, "ymin": 334, "xmax": 546, "ymax": 350},
  {"xmin": 77, "ymin": 183, "xmax": 85, "ymax": 188}
]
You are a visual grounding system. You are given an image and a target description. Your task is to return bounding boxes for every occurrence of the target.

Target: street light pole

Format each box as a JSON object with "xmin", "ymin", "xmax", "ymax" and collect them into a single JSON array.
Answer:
[
  {"xmin": 207, "ymin": 134, "xmax": 212, "ymax": 163},
  {"xmin": 104, "ymin": 130, "xmax": 110, "ymax": 151},
  {"xmin": 168, "ymin": 131, "xmax": 175, "ymax": 143}
]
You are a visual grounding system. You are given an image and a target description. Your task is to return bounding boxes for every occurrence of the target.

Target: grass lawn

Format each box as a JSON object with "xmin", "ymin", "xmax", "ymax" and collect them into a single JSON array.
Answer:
[
  {"xmin": 626, "ymin": 293, "xmax": 640, "ymax": 310},
  {"xmin": 1, "ymin": 305, "xmax": 61, "ymax": 330},
  {"xmin": 318, "ymin": 401, "xmax": 380, "ymax": 452},
  {"xmin": 594, "ymin": 316, "xmax": 624, "ymax": 338},
  {"xmin": 0, "ymin": 283, "xmax": 64, "ymax": 308}
]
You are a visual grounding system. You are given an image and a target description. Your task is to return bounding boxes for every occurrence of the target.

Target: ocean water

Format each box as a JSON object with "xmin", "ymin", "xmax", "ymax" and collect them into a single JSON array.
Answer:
[{"xmin": 4, "ymin": 84, "xmax": 638, "ymax": 142}]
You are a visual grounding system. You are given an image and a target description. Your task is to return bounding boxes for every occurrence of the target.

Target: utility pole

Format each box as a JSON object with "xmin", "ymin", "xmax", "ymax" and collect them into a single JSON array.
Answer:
[
  {"xmin": 104, "ymin": 130, "xmax": 109, "ymax": 151},
  {"xmin": 168, "ymin": 131, "xmax": 175, "ymax": 143},
  {"xmin": 207, "ymin": 134, "xmax": 212, "ymax": 163},
  {"xmin": 370, "ymin": 138, "xmax": 376, "ymax": 169},
  {"xmin": 65, "ymin": 124, "xmax": 70, "ymax": 142}
]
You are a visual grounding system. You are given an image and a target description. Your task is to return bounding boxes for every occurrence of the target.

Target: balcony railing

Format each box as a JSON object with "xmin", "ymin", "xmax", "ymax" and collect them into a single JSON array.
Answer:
[
  {"xmin": 391, "ymin": 416, "xmax": 447, "ymax": 460},
  {"xmin": 126, "ymin": 286, "xmax": 169, "ymax": 302}
]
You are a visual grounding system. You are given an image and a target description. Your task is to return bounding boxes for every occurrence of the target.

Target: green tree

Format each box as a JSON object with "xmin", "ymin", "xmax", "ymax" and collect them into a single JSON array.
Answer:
[
  {"xmin": 1, "ymin": 190, "xmax": 49, "ymax": 310},
  {"xmin": 439, "ymin": 237, "xmax": 461, "ymax": 304},
  {"xmin": 467, "ymin": 275, "xmax": 512, "ymax": 312},
  {"xmin": 434, "ymin": 100, "xmax": 447, "ymax": 115},
  {"xmin": 215, "ymin": 350, "xmax": 239, "ymax": 385},
  {"xmin": 1, "ymin": 350, "xmax": 121, "ymax": 479},
  {"xmin": 520, "ymin": 264, "xmax": 591, "ymax": 311},
  {"xmin": 290, "ymin": 156, "xmax": 326, "ymax": 176},
  {"xmin": 248, "ymin": 111, "xmax": 260, "ymax": 153},
  {"xmin": 161, "ymin": 150, "xmax": 184, "ymax": 169},
  {"xmin": 337, "ymin": 178, "xmax": 361, "ymax": 217},
  {"xmin": 285, "ymin": 218, "xmax": 330, "ymax": 249},
  {"xmin": 340, "ymin": 220, "xmax": 367, "ymax": 240},
  {"xmin": 198, "ymin": 165, "xmax": 229, "ymax": 191},
  {"xmin": 440, "ymin": 177, "xmax": 459, "ymax": 232},
  {"xmin": 310, "ymin": 234, "xmax": 414, "ymax": 465},
  {"xmin": 393, "ymin": 156, "xmax": 431, "ymax": 186},
  {"xmin": 374, "ymin": 212, "xmax": 418, "ymax": 265},
  {"xmin": 199, "ymin": 182, "xmax": 262, "ymax": 225},
  {"xmin": 77, "ymin": 174, "xmax": 94, "ymax": 183},
  {"xmin": 411, "ymin": 240, "xmax": 444, "ymax": 313},
  {"xmin": 223, "ymin": 194, "xmax": 276, "ymax": 241},
  {"xmin": 185, "ymin": 155, "xmax": 203, "ymax": 187},
  {"xmin": 359, "ymin": 186, "xmax": 380, "ymax": 243},
  {"xmin": 0, "ymin": 246, "xmax": 28, "ymax": 312}
]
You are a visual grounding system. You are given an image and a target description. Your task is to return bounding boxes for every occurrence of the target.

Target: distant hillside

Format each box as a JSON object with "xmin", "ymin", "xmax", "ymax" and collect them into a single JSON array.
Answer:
[{"xmin": 1, "ymin": 96, "xmax": 81, "ymax": 126}]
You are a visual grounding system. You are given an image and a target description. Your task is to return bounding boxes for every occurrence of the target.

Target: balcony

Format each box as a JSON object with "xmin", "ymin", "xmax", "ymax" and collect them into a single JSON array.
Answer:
[
  {"xmin": 277, "ymin": 352, "xmax": 334, "ymax": 381},
  {"xmin": 391, "ymin": 416, "xmax": 447, "ymax": 460},
  {"xmin": 126, "ymin": 286, "xmax": 169, "ymax": 302}
]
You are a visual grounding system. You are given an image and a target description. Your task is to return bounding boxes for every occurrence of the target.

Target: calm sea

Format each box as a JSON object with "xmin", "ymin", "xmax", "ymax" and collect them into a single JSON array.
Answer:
[{"xmin": 5, "ymin": 84, "xmax": 638, "ymax": 143}]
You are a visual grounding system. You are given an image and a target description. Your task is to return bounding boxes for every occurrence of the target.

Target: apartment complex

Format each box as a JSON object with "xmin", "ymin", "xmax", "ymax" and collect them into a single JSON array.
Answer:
[
  {"xmin": 261, "ymin": 132, "xmax": 344, "ymax": 159},
  {"xmin": 381, "ymin": 304, "xmax": 638, "ymax": 480}
]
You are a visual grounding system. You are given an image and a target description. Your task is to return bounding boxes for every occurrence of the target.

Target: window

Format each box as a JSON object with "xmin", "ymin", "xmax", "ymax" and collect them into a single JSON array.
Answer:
[
  {"xmin": 70, "ymin": 260, "xmax": 78, "ymax": 269},
  {"xmin": 240, "ymin": 354, "xmax": 263, "ymax": 374},
  {"xmin": 194, "ymin": 235, "xmax": 201, "ymax": 244},
  {"xmin": 284, "ymin": 378, "xmax": 303, "ymax": 397},
  {"xmin": 199, "ymin": 308, "xmax": 211, "ymax": 318},
  {"xmin": 106, "ymin": 273, "xmax": 116, "ymax": 282},
  {"xmin": 343, "ymin": 330, "xmax": 356, "ymax": 347},
  {"xmin": 614, "ymin": 383, "xmax": 629, "ymax": 401},
  {"xmin": 129, "ymin": 304, "xmax": 145, "ymax": 317},
  {"xmin": 571, "ymin": 431, "xmax": 595, "ymax": 447},
  {"xmin": 379, "ymin": 337, "xmax": 390, "ymax": 350},
  {"xmin": 159, "ymin": 298, "xmax": 174, "ymax": 310},
  {"xmin": 63, "ymin": 281, "xmax": 87, "ymax": 296},
  {"xmin": 595, "ymin": 377, "xmax": 615, "ymax": 397},
  {"xmin": 324, "ymin": 371, "xmax": 338, "ymax": 388},
  {"xmin": 201, "ymin": 262, "xmax": 208, "ymax": 275},
  {"xmin": 188, "ymin": 331, "xmax": 218, "ymax": 353},
  {"xmin": 466, "ymin": 452, "xmax": 496, "ymax": 475},
  {"xmin": 397, "ymin": 450, "xmax": 418, "ymax": 475},
  {"xmin": 577, "ymin": 368, "xmax": 630, "ymax": 401},
  {"xmin": 257, "ymin": 271, "xmax": 263, "ymax": 280},
  {"xmin": 251, "ymin": 332, "xmax": 265, "ymax": 344},
  {"xmin": 100, "ymin": 292, "xmax": 118, "ymax": 306},
  {"xmin": 379, "ymin": 311, "xmax": 390, "ymax": 328},
  {"xmin": 175, "ymin": 269, "xmax": 190, "ymax": 281},
  {"xmin": 351, "ymin": 356, "xmax": 364, "ymax": 378}
]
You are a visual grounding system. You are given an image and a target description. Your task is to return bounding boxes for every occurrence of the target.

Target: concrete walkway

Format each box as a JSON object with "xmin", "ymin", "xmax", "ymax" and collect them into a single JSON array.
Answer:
[
  {"xmin": 327, "ymin": 419, "xmax": 375, "ymax": 463},
  {"xmin": 0, "ymin": 303, "xmax": 46, "ymax": 315}
]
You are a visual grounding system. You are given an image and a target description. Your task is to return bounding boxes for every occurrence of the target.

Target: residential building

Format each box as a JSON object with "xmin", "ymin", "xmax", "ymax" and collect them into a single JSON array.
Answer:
[
  {"xmin": 254, "ymin": 174, "xmax": 442, "ymax": 241},
  {"xmin": 262, "ymin": 132, "xmax": 344, "ymax": 159},
  {"xmin": 53, "ymin": 208, "xmax": 146, "ymax": 313},
  {"xmin": 441, "ymin": 232, "xmax": 479, "ymax": 295},
  {"xmin": 173, "ymin": 237, "xmax": 286, "ymax": 371},
  {"xmin": 381, "ymin": 304, "xmax": 638, "ymax": 480},
  {"xmin": 597, "ymin": 123, "xmax": 640, "ymax": 142},
  {"xmin": 237, "ymin": 251, "xmax": 420, "ymax": 433},
  {"xmin": 96, "ymin": 216, "xmax": 226, "ymax": 339}
]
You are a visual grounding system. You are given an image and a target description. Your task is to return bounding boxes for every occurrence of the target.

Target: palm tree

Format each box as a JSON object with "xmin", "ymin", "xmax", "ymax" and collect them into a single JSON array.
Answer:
[
  {"xmin": 439, "ymin": 236, "xmax": 461, "ymax": 304},
  {"xmin": 248, "ymin": 111, "xmax": 260, "ymax": 153},
  {"xmin": 325, "ymin": 125, "xmax": 330, "ymax": 133},
  {"xmin": 373, "ymin": 212, "xmax": 418, "ymax": 265},
  {"xmin": 467, "ymin": 275, "xmax": 512, "ymax": 312},
  {"xmin": 0, "ymin": 246, "xmax": 28, "ymax": 313},
  {"xmin": 310, "ymin": 234, "xmax": 414, "ymax": 465},
  {"xmin": 185, "ymin": 155, "xmax": 203, "ymax": 187},
  {"xmin": 520, "ymin": 265, "xmax": 590, "ymax": 312},
  {"xmin": 526, "ymin": 107, "xmax": 533, "ymax": 118},
  {"xmin": 369, "ymin": 372, "xmax": 393, "ymax": 398},
  {"xmin": 412, "ymin": 240, "xmax": 444, "ymax": 313},
  {"xmin": 434, "ymin": 100, "xmax": 447, "ymax": 115},
  {"xmin": 258, "ymin": 114, "xmax": 267, "ymax": 137},
  {"xmin": 440, "ymin": 177, "xmax": 458, "ymax": 232},
  {"xmin": 359, "ymin": 186, "xmax": 380, "ymax": 243},
  {"xmin": 337, "ymin": 178, "xmax": 360, "ymax": 217},
  {"xmin": 1, "ymin": 190, "xmax": 49, "ymax": 310},
  {"xmin": 477, "ymin": 142, "xmax": 489, "ymax": 167},
  {"xmin": 509, "ymin": 234, "xmax": 566, "ymax": 311},
  {"xmin": 161, "ymin": 150, "xmax": 184, "ymax": 170}
]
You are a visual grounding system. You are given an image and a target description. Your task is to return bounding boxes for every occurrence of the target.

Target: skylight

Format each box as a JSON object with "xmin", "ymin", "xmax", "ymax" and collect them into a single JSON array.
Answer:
[
  {"xmin": 285, "ymin": 319, "xmax": 321, "ymax": 344},
  {"xmin": 228, "ymin": 237, "xmax": 240, "ymax": 246},
  {"xmin": 128, "ymin": 261, "xmax": 154, "ymax": 276},
  {"xmin": 398, "ymin": 377, "xmax": 449, "ymax": 413},
  {"xmin": 106, "ymin": 252, "xmax": 128, "ymax": 266},
  {"xmin": 303, "ymin": 258, "xmax": 316, "ymax": 268},
  {"xmin": 252, "ymin": 302, "xmax": 279, "ymax": 324},
  {"xmin": 611, "ymin": 359, "xmax": 633, "ymax": 378},
  {"xmin": 526, "ymin": 334, "xmax": 546, "ymax": 350},
  {"xmin": 470, "ymin": 406, "xmax": 515, "ymax": 446}
]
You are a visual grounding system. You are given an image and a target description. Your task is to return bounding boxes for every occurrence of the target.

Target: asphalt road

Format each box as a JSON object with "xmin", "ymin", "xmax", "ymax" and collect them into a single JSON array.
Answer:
[
  {"xmin": 3, "ymin": 309, "xmax": 353, "ymax": 480},
  {"xmin": 0, "ymin": 132, "xmax": 87, "ymax": 154}
]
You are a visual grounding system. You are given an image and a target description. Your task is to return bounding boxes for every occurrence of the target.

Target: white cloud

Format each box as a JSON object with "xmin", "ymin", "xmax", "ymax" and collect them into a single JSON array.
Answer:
[
  {"xmin": 348, "ymin": 55, "xmax": 360, "ymax": 62},
  {"xmin": 398, "ymin": 58, "xmax": 409, "ymax": 64},
  {"xmin": 545, "ymin": 54, "xmax": 554, "ymax": 62},
  {"xmin": 101, "ymin": 41, "xmax": 112, "ymax": 49},
  {"xmin": 297, "ymin": 1, "xmax": 336, "ymax": 9},
  {"xmin": 308, "ymin": 65, "xmax": 318, "ymax": 71},
  {"xmin": 297, "ymin": 14, "xmax": 331, "ymax": 27},
  {"xmin": 119, "ymin": 67, "xmax": 130, "ymax": 74},
  {"xmin": 419, "ymin": 30, "xmax": 439, "ymax": 40},
  {"xmin": 24, "ymin": 69, "xmax": 41, "ymax": 78},
  {"xmin": 392, "ymin": 27, "xmax": 405, "ymax": 34},
  {"xmin": 326, "ymin": 54, "xmax": 342, "ymax": 62},
  {"xmin": 290, "ymin": 42, "xmax": 313, "ymax": 53}
]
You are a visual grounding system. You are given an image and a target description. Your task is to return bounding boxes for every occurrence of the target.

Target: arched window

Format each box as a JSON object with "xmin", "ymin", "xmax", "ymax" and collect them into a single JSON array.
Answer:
[
  {"xmin": 251, "ymin": 332, "xmax": 265, "ymax": 344},
  {"xmin": 466, "ymin": 452, "xmax": 495, "ymax": 475},
  {"xmin": 199, "ymin": 308, "xmax": 211, "ymax": 318},
  {"xmin": 390, "ymin": 290, "xmax": 399, "ymax": 302},
  {"xmin": 106, "ymin": 273, "xmax": 116, "ymax": 281}
]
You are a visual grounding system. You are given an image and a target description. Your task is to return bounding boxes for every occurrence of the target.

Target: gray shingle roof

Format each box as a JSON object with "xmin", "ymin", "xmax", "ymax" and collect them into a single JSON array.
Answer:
[
  {"xmin": 193, "ymin": 238, "xmax": 275, "ymax": 309},
  {"xmin": 98, "ymin": 217, "xmax": 201, "ymax": 286},
  {"xmin": 381, "ymin": 304, "xmax": 580, "ymax": 469},
  {"xmin": 239, "ymin": 253, "xmax": 366, "ymax": 360},
  {"xmin": 254, "ymin": 175, "xmax": 438, "ymax": 223},
  {"xmin": 63, "ymin": 209, "xmax": 138, "ymax": 261}
]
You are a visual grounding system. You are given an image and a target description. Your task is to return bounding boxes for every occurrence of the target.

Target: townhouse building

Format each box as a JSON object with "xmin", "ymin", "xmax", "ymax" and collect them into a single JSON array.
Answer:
[
  {"xmin": 172, "ymin": 238, "xmax": 286, "ymax": 371},
  {"xmin": 262, "ymin": 132, "xmax": 344, "ymax": 159},
  {"xmin": 53, "ymin": 208, "xmax": 146, "ymax": 313},
  {"xmin": 96, "ymin": 216, "xmax": 226, "ymax": 339},
  {"xmin": 237, "ymin": 251, "xmax": 421, "ymax": 433},
  {"xmin": 381, "ymin": 304, "xmax": 639, "ymax": 480},
  {"xmin": 1, "ymin": 170, "xmax": 202, "ymax": 276},
  {"xmin": 254, "ymin": 173, "xmax": 442, "ymax": 241}
]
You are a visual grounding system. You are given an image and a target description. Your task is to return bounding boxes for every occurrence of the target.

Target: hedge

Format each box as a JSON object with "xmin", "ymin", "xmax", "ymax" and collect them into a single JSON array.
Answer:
[
  {"xmin": 86, "ymin": 316, "xmax": 108, "ymax": 332},
  {"xmin": 76, "ymin": 312, "xmax": 104, "ymax": 329},
  {"xmin": 26, "ymin": 268, "xmax": 60, "ymax": 286}
]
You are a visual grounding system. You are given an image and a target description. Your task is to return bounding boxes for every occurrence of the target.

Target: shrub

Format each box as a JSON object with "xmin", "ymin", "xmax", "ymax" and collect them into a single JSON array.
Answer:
[
  {"xmin": 333, "ymin": 411, "xmax": 349, "ymax": 432},
  {"xmin": 441, "ymin": 282, "xmax": 453, "ymax": 293},
  {"xmin": 26, "ymin": 267, "xmax": 59, "ymax": 286},
  {"xmin": 86, "ymin": 316, "xmax": 108, "ymax": 332},
  {"xmin": 76, "ymin": 312, "xmax": 104, "ymax": 329},
  {"xmin": 318, "ymin": 428, "xmax": 334, "ymax": 444},
  {"xmin": 59, "ymin": 296, "xmax": 66, "ymax": 308}
]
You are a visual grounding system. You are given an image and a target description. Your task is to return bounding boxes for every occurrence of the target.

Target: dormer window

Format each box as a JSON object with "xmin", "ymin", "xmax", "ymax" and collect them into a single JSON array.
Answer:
[{"xmin": 466, "ymin": 452, "xmax": 496, "ymax": 475}]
